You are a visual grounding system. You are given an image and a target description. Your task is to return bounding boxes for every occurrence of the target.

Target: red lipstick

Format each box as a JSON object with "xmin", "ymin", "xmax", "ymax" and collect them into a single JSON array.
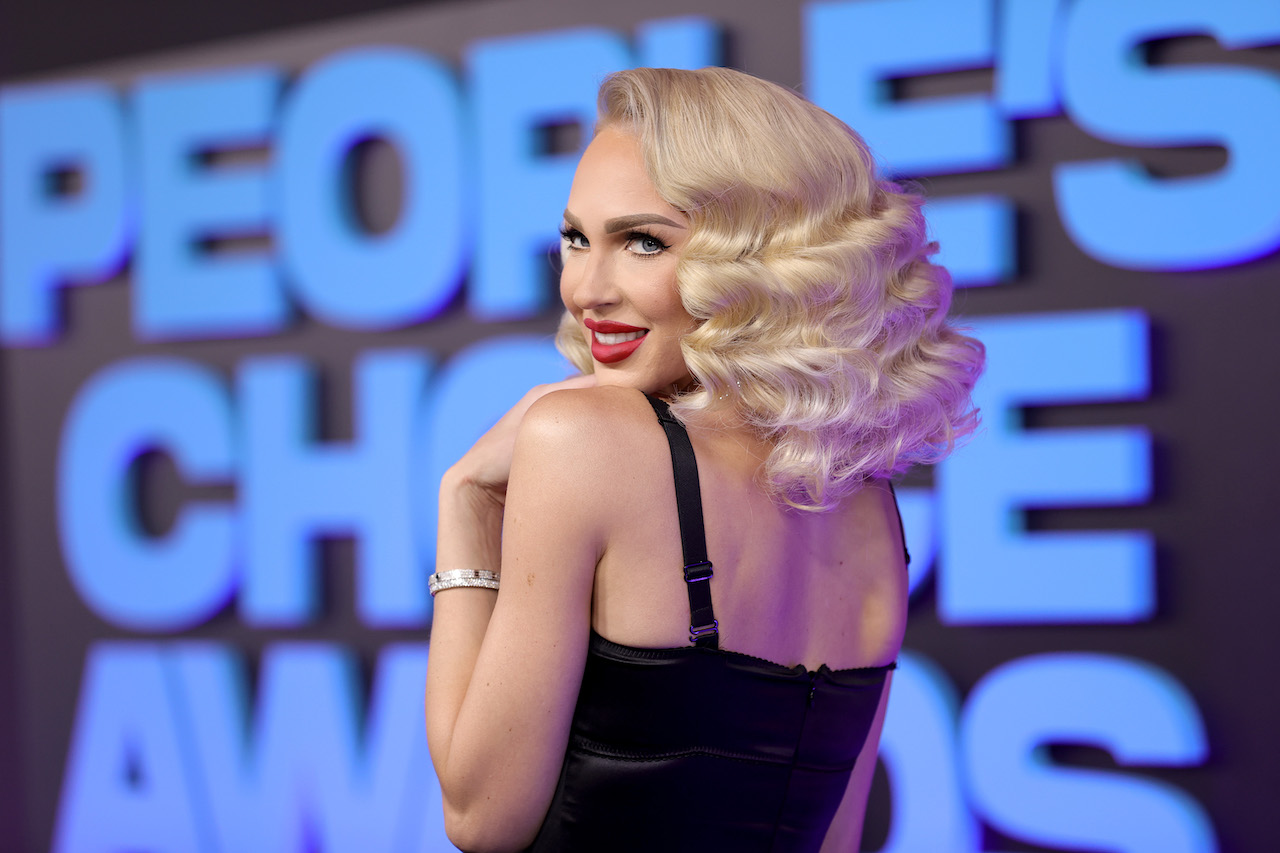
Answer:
[{"xmin": 585, "ymin": 318, "xmax": 649, "ymax": 364}]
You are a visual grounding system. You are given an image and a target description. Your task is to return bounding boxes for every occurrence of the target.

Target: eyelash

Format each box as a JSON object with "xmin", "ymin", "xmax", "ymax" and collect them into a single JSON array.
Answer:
[
  {"xmin": 559, "ymin": 226, "xmax": 588, "ymax": 251},
  {"xmin": 559, "ymin": 227, "xmax": 671, "ymax": 257}
]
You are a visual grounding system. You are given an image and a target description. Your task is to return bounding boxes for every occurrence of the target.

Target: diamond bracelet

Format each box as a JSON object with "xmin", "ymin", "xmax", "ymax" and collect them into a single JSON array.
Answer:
[{"xmin": 428, "ymin": 569, "xmax": 500, "ymax": 596}]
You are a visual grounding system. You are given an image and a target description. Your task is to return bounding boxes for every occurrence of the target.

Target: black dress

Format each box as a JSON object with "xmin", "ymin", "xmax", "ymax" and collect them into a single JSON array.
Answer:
[{"xmin": 523, "ymin": 397, "xmax": 897, "ymax": 852}]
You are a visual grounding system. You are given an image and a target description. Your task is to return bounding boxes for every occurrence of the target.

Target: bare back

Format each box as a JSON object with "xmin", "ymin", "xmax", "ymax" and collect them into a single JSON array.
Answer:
[{"xmin": 589, "ymin": 389, "xmax": 908, "ymax": 672}]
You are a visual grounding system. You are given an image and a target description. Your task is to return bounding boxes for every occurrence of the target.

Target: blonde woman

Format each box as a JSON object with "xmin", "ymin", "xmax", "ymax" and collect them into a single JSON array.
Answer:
[{"xmin": 426, "ymin": 67, "xmax": 983, "ymax": 852}]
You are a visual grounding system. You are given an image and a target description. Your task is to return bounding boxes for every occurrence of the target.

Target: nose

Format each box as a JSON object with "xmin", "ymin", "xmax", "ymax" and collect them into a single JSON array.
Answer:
[{"xmin": 561, "ymin": 246, "xmax": 618, "ymax": 312}]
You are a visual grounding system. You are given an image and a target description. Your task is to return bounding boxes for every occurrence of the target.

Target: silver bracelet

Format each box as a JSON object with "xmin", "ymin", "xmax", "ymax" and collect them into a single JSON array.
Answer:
[{"xmin": 429, "ymin": 569, "xmax": 500, "ymax": 596}]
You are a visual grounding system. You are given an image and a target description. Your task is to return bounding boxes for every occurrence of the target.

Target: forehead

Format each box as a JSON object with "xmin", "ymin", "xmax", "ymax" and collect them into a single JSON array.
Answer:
[{"xmin": 568, "ymin": 126, "xmax": 674, "ymax": 214}]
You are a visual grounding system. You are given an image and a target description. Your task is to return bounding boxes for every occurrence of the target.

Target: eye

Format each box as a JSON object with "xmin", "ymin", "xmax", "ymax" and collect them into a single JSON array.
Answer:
[
  {"xmin": 560, "ymin": 226, "xmax": 589, "ymax": 250},
  {"xmin": 626, "ymin": 232, "xmax": 669, "ymax": 256}
]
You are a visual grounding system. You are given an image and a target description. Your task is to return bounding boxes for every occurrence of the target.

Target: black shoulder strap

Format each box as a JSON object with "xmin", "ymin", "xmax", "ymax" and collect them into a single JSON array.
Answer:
[
  {"xmin": 886, "ymin": 481, "xmax": 912, "ymax": 566},
  {"xmin": 644, "ymin": 395, "xmax": 719, "ymax": 649}
]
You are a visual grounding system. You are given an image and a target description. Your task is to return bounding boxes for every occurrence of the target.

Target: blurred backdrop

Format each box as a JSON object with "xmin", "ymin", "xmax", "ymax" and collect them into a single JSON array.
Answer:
[{"xmin": 2, "ymin": 0, "xmax": 1278, "ymax": 850}]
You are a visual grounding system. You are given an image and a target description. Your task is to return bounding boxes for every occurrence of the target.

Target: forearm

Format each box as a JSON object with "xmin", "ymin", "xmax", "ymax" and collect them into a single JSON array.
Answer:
[
  {"xmin": 425, "ymin": 471, "xmax": 576, "ymax": 850},
  {"xmin": 425, "ymin": 468, "xmax": 504, "ymax": 795}
]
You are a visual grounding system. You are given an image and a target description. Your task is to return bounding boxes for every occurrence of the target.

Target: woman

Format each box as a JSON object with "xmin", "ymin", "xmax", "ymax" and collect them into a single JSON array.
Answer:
[{"xmin": 425, "ymin": 67, "xmax": 982, "ymax": 852}]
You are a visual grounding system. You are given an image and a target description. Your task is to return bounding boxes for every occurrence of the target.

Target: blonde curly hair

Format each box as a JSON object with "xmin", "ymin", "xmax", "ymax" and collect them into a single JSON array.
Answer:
[{"xmin": 556, "ymin": 66, "xmax": 984, "ymax": 510}]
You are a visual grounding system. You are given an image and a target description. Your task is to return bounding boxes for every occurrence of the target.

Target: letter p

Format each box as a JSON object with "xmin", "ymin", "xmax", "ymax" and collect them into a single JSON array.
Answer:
[{"xmin": 0, "ymin": 83, "xmax": 131, "ymax": 345}]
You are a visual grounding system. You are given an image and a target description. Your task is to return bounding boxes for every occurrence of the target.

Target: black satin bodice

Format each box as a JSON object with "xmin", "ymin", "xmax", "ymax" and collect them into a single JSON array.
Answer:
[{"xmin": 523, "ymin": 632, "xmax": 892, "ymax": 852}]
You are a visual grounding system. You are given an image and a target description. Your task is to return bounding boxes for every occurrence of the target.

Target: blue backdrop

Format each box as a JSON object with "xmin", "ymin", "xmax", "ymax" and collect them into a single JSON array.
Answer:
[{"xmin": 1, "ymin": 0, "xmax": 1277, "ymax": 850}]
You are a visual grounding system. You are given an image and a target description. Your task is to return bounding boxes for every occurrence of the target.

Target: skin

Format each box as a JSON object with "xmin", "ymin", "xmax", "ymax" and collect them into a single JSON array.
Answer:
[{"xmin": 425, "ymin": 127, "xmax": 907, "ymax": 852}]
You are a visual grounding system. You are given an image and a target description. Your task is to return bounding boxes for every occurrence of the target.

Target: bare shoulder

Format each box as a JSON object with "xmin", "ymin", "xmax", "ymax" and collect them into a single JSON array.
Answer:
[
  {"xmin": 509, "ymin": 385, "xmax": 664, "ymax": 537},
  {"xmin": 867, "ymin": 477, "xmax": 909, "ymax": 554},
  {"xmin": 517, "ymin": 385, "xmax": 659, "ymax": 460},
  {"xmin": 845, "ymin": 477, "xmax": 910, "ymax": 662}
]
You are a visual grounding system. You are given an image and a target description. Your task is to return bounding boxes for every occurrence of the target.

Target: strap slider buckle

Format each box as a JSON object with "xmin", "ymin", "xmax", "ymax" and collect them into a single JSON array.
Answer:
[
  {"xmin": 689, "ymin": 620, "xmax": 719, "ymax": 642},
  {"xmin": 683, "ymin": 561, "xmax": 714, "ymax": 583}
]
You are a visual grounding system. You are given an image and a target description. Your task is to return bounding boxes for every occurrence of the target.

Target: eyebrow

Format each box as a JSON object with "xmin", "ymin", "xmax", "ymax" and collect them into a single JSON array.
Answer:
[{"xmin": 562, "ymin": 210, "xmax": 686, "ymax": 233}]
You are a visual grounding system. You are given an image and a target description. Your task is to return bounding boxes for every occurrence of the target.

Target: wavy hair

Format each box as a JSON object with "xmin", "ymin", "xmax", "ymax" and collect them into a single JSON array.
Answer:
[{"xmin": 556, "ymin": 67, "xmax": 984, "ymax": 510}]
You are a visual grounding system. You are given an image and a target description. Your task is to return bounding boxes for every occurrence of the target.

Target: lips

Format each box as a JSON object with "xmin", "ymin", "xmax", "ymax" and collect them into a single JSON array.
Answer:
[{"xmin": 585, "ymin": 318, "xmax": 649, "ymax": 364}]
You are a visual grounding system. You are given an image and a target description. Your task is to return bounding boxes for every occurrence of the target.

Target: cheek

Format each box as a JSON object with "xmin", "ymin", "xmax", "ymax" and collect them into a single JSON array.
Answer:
[{"xmin": 653, "ymin": 274, "xmax": 688, "ymax": 324}]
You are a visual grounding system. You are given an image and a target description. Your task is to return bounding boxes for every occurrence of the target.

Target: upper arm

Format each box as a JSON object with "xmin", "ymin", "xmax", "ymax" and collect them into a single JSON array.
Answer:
[
  {"xmin": 820, "ymin": 483, "xmax": 903, "ymax": 850},
  {"xmin": 471, "ymin": 392, "xmax": 605, "ymax": 748},
  {"xmin": 821, "ymin": 672, "xmax": 893, "ymax": 853},
  {"xmin": 489, "ymin": 387, "xmax": 621, "ymax": 660}
]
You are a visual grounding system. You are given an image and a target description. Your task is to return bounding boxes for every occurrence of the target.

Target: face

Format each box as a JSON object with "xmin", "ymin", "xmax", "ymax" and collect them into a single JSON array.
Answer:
[{"xmin": 560, "ymin": 126, "xmax": 696, "ymax": 395}]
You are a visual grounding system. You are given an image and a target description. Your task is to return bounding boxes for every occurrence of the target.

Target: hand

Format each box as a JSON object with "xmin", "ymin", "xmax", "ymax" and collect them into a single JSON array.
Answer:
[{"xmin": 444, "ymin": 374, "xmax": 598, "ymax": 508}]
